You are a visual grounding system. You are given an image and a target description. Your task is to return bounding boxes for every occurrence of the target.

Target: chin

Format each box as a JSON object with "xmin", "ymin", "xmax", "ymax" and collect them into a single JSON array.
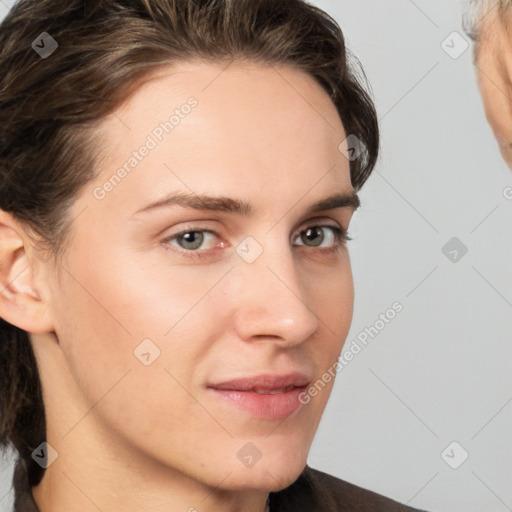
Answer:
[{"xmin": 219, "ymin": 449, "xmax": 308, "ymax": 492}]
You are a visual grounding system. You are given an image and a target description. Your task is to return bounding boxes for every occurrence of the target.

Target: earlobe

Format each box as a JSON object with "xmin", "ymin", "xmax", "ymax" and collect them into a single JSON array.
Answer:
[{"xmin": 0, "ymin": 209, "xmax": 54, "ymax": 334}]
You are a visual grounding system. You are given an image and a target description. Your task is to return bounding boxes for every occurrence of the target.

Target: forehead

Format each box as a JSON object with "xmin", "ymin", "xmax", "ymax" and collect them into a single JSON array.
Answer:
[
  {"xmin": 97, "ymin": 59, "xmax": 345, "ymax": 154},
  {"xmin": 84, "ymin": 60, "xmax": 351, "ymax": 217}
]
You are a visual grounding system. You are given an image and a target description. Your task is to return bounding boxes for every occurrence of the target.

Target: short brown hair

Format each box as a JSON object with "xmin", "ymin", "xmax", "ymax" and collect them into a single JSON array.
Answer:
[{"xmin": 0, "ymin": 0, "xmax": 379, "ymax": 509}]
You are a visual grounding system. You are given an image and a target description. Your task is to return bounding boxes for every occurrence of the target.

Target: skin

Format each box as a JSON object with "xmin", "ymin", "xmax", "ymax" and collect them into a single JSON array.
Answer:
[
  {"xmin": 0, "ymin": 60, "xmax": 357, "ymax": 512},
  {"xmin": 474, "ymin": 8, "xmax": 512, "ymax": 168}
]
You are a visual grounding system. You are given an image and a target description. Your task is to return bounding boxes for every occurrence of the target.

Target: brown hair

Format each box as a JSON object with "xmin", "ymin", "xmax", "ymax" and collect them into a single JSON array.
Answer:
[{"xmin": 0, "ymin": 0, "xmax": 379, "ymax": 509}]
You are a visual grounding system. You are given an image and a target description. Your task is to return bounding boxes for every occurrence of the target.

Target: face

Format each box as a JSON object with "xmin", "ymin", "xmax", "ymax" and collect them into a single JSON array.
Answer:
[
  {"xmin": 34, "ymin": 60, "xmax": 356, "ymax": 495},
  {"xmin": 475, "ymin": 12, "xmax": 512, "ymax": 168}
]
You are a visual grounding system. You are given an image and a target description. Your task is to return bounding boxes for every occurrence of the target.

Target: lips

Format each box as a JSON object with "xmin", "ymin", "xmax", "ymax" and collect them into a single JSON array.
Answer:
[
  {"xmin": 207, "ymin": 372, "xmax": 311, "ymax": 420},
  {"xmin": 208, "ymin": 373, "xmax": 311, "ymax": 392}
]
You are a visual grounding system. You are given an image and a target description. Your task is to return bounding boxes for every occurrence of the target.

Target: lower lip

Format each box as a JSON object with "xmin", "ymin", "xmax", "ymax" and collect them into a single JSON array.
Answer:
[{"xmin": 208, "ymin": 386, "xmax": 307, "ymax": 420}]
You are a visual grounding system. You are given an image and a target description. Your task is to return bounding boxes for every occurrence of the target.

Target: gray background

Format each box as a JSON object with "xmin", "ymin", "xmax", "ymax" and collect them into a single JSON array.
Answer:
[{"xmin": 1, "ymin": 1, "xmax": 511, "ymax": 511}]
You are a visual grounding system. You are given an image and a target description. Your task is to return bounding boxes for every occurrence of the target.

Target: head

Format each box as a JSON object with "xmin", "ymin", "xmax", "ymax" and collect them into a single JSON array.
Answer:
[
  {"xmin": 464, "ymin": 0, "xmax": 512, "ymax": 168},
  {"xmin": 0, "ymin": 0, "xmax": 379, "ymax": 509}
]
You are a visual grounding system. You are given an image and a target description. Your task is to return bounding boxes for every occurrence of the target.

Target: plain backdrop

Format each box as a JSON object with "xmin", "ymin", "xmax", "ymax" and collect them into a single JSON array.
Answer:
[{"xmin": 1, "ymin": 1, "xmax": 511, "ymax": 512}]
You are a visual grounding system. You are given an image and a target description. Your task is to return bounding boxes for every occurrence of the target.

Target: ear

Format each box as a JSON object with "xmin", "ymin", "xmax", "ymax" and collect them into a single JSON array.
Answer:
[{"xmin": 0, "ymin": 209, "xmax": 54, "ymax": 334}]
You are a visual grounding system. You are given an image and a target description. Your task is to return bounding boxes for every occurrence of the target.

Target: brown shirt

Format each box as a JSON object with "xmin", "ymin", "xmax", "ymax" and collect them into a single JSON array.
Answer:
[
  {"xmin": 16, "ymin": 464, "xmax": 430, "ymax": 512},
  {"xmin": 268, "ymin": 465, "xmax": 430, "ymax": 512}
]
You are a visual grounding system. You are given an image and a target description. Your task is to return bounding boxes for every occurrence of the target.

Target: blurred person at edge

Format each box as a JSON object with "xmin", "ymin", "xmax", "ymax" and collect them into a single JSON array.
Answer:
[{"xmin": 464, "ymin": 0, "xmax": 512, "ymax": 169}]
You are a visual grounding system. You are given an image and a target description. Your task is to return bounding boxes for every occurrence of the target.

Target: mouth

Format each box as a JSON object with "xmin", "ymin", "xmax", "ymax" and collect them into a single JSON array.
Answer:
[
  {"xmin": 207, "ymin": 373, "xmax": 311, "ymax": 420},
  {"xmin": 252, "ymin": 385, "xmax": 296, "ymax": 395}
]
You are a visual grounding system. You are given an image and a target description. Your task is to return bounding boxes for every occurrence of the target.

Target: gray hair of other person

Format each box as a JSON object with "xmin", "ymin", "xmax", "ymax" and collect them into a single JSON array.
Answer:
[{"xmin": 462, "ymin": 0, "xmax": 511, "ymax": 41}]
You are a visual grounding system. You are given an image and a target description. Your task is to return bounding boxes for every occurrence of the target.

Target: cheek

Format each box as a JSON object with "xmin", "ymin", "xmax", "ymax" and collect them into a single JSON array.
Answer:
[
  {"xmin": 50, "ymin": 251, "xmax": 220, "ymax": 452},
  {"xmin": 49, "ymin": 246, "xmax": 203, "ymax": 402},
  {"xmin": 289, "ymin": 258, "xmax": 353, "ymax": 436},
  {"xmin": 478, "ymin": 66, "xmax": 512, "ymax": 137},
  {"xmin": 309, "ymin": 252, "xmax": 354, "ymax": 337},
  {"xmin": 52, "ymin": 238, "xmax": 241, "ymax": 406},
  {"xmin": 295, "ymin": 252, "xmax": 354, "ymax": 408}
]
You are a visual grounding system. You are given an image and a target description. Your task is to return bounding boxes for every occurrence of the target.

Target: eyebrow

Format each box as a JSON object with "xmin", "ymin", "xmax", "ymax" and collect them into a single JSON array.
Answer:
[{"xmin": 131, "ymin": 190, "xmax": 360, "ymax": 218}]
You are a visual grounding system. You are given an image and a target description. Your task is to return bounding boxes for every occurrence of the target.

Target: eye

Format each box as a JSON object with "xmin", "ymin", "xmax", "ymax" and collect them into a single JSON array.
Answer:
[
  {"xmin": 292, "ymin": 224, "xmax": 351, "ymax": 249},
  {"xmin": 162, "ymin": 223, "xmax": 351, "ymax": 259},
  {"xmin": 164, "ymin": 229, "xmax": 219, "ymax": 253}
]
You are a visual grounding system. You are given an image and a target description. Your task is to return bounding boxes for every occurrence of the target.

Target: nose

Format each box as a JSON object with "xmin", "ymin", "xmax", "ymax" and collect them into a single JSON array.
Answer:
[{"xmin": 230, "ymin": 239, "xmax": 320, "ymax": 348}]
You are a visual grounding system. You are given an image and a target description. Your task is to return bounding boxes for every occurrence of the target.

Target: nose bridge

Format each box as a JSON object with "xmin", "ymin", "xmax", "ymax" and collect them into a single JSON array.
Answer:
[{"xmin": 231, "ymin": 232, "xmax": 320, "ymax": 345}]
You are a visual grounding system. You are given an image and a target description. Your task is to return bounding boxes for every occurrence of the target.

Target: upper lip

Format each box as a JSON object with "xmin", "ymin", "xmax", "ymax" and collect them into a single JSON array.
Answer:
[{"xmin": 208, "ymin": 372, "xmax": 311, "ymax": 391}]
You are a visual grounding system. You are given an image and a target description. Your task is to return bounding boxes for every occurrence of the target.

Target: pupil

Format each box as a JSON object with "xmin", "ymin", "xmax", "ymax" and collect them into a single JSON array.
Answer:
[{"xmin": 303, "ymin": 227, "xmax": 323, "ymax": 247}]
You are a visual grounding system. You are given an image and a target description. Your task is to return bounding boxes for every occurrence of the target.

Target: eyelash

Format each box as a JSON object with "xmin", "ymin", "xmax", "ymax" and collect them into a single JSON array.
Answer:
[{"xmin": 161, "ymin": 222, "xmax": 352, "ymax": 260}]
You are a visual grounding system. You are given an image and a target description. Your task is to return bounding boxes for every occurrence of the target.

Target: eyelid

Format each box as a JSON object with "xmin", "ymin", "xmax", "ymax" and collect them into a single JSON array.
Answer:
[
  {"xmin": 294, "ymin": 217, "xmax": 350, "ymax": 240},
  {"xmin": 164, "ymin": 219, "xmax": 343, "ymax": 240}
]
